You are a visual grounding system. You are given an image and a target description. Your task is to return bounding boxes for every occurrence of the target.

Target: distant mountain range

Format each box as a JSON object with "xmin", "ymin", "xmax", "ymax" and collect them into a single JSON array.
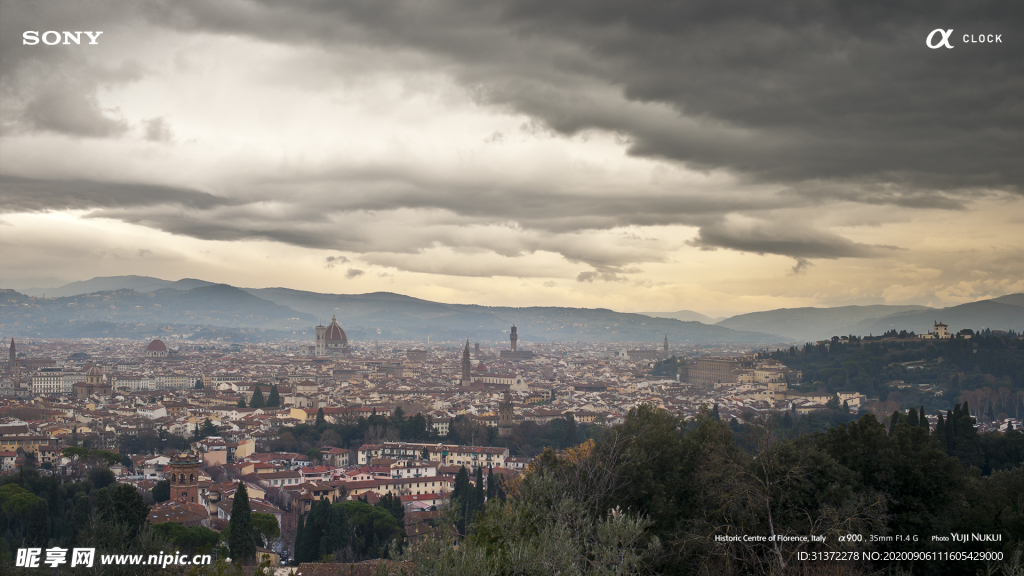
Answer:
[
  {"xmin": 0, "ymin": 277, "xmax": 776, "ymax": 344},
  {"xmin": 712, "ymin": 296, "xmax": 1024, "ymax": 341},
  {"xmin": 636, "ymin": 310, "xmax": 725, "ymax": 324},
  {"xmin": 2, "ymin": 275, "xmax": 1021, "ymax": 344}
]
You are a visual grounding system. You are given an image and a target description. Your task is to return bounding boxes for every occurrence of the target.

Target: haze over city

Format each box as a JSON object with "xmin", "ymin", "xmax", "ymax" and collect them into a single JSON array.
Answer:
[{"xmin": 1, "ymin": 1, "xmax": 1021, "ymax": 319}]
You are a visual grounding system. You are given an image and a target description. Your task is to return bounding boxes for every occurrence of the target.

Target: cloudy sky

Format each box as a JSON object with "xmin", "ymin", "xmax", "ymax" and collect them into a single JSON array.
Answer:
[{"xmin": 1, "ymin": 0, "xmax": 1020, "ymax": 318}]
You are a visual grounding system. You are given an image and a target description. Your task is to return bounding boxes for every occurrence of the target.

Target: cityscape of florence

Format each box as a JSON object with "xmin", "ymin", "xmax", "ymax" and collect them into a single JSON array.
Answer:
[{"xmin": 0, "ymin": 1, "xmax": 1021, "ymax": 575}]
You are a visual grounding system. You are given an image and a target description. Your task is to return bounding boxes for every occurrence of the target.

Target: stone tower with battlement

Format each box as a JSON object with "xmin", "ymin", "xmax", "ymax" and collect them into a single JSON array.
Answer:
[
  {"xmin": 498, "ymin": 390, "xmax": 514, "ymax": 437},
  {"xmin": 510, "ymin": 325, "xmax": 518, "ymax": 352},
  {"xmin": 169, "ymin": 451, "xmax": 201, "ymax": 503}
]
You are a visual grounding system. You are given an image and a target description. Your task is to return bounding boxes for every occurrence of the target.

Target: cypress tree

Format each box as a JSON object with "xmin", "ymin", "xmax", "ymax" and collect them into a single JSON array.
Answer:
[
  {"xmin": 26, "ymin": 501, "xmax": 49, "ymax": 547},
  {"xmin": 294, "ymin": 513, "xmax": 305, "ymax": 562},
  {"xmin": 452, "ymin": 466, "xmax": 470, "ymax": 535},
  {"xmin": 907, "ymin": 407, "xmax": 919, "ymax": 427},
  {"xmin": 711, "ymin": 404, "xmax": 720, "ymax": 421},
  {"xmin": 320, "ymin": 504, "xmax": 349, "ymax": 559},
  {"xmin": 249, "ymin": 386, "xmax": 265, "ymax": 409},
  {"xmin": 237, "ymin": 397, "xmax": 246, "ymax": 408},
  {"xmin": 267, "ymin": 385, "xmax": 280, "ymax": 407},
  {"xmin": 96, "ymin": 487, "xmax": 115, "ymax": 523},
  {"xmin": 228, "ymin": 481, "xmax": 256, "ymax": 564},
  {"xmin": 68, "ymin": 493, "xmax": 91, "ymax": 548},
  {"xmin": 935, "ymin": 412, "xmax": 945, "ymax": 438},
  {"xmin": 919, "ymin": 405, "xmax": 928, "ymax": 429},
  {"xmin": 315, "ymin": 408, "xmax": 326, "ymax": 427},
  {"xmin": 486, "ymin": 466, "xmax": 495, "ymax": 501},
  {"xmin": 472, "ymin": 466, "xmax": 485, "ymax": 518},
  {"xmin": 46, "ymin": 477, "xmax": 63, "ymax": 542},
  {"xmin": 888, "ymin": 411, "xmax": 900, "ymax": 436},
  {"xmin": 298, "ymin": 502, "xmax": 318, "ymax": 563},
  {"xmin": 945, "ymin": 410, "xmax": 956, "ymax": 453}
]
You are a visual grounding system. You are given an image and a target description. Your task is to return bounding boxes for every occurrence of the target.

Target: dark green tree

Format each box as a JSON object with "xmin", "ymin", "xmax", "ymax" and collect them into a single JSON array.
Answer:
[
  {"xmin": 45, "ymin": 476, "xmax": 63, "ymax": 542},
  {"xmin": 907, "ymin": 407, "xmax": 920, "ymax": 427},
  {"xmin": 474, "ymin": 466, "xmax": 486, "ymax": 514},
  {"xmin": 152, "ymin": 523, "xmax": 220, "ymax": 554},
  {"xmin": 252, "ymin": 512, "xmax": 281, "ymax": 548},
  {"xmin": 267, "ymin": 384, "xmax": 281, "ymax": 407},
  {"xmin": 228, "ymin": 481, "xmax": 256, "ymax": 564},
  {"xmin": 341, "ymin": 500, "xmax": 403, "ymax": 560},
  {"xmin": 486, "ymin": 466, "xmax": 496, "ymax": 501},
  {"xmin": 68, "ymin": 493, "xmax": 91, "ymax": 547},
  {"xmin": 316, "ymin": 408, "xmax": 326, "ymax": 427},
  {"xmin": 376, "ymin": 493, "xmax": 405, "ymax": 526},
  {"xmin": 451, "ymin": 466, "xmax": 471, "ymax": 535},
  {"xmin": 297, "ymin": 499, "xmax": 324, "ymax": 562},
  {"xmin": 26, "ymin": 500, "xmax": 49, "ymax": 547},
  {"xmin": 889, "ymin": 411, "xmax": 901, "ymax": 436},
  {"xmin": 237, "ymin": 397, "xmax": 246, "ymax": 408},
  {"xmin": 321, "ymin": 504, "xmax": 350, "ymax": 559},
  {"xmin": 96, "ymin": 487, "xmax": 115, "ymax": 523},
  {"xmin": 152, "ymin": 479, "xmax": 171, "ymax": 503},
  {"xmin": 249, "ymin": 386, "xmax": 265, "ymax": 409},
  {"xmin": 199, "ymin": 418, "xmax": 219, "ymax": 440},
  {"xmin": 89, "ymin": 467, "xmax": 115, "ymax": 490},
  {"xmin": 111, "ymin": 484, "xmax": 151, "ymax": 537},
  {"xmin": 294, "ymin": 513, "xmax": 305, "ymax": 561},
  {"xmin": 194, "ymin": 379, "xmax": 204, "ymax": 389}
]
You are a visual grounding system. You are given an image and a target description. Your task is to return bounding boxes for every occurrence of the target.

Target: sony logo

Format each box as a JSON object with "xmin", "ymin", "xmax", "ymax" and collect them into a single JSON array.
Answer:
[{"xmin": 22, "ymin": 31, "xmax": 103, "ymax": 45}]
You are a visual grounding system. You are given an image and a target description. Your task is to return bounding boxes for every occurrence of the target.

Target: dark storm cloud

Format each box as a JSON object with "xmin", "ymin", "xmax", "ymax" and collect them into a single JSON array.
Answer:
[
  {"xmin": 143, "ymin": 0, "xmax": 1022, "ymax": 196},
  {"xmin": 22, "ymin": 88, "xmax": 129, "ymax": 137},
  {"xmin": 0, "ymin": 175, "xmax": 237, "ymax": 212},
  {"xmin": 687, "ymin": 220, "xmax": 898, "ymax": 259},
  {"xmin": 324, "ymin": 255, "xmax": 349, "ymax": 269}
]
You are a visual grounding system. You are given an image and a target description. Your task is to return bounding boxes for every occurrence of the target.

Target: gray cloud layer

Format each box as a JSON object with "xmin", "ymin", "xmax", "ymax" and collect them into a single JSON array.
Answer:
[{"xmin": 1, "ymin": 0, "xmax": 1020, "ymax": 276}]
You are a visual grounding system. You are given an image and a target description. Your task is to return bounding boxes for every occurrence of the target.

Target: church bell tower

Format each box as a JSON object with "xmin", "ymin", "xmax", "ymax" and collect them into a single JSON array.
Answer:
[
  {"xmin": 169, "ymin": 451, "xmax": 201, "ymax": 503},
  {"xmin": 460, "ymin": 340, "xmax": 472, "ymax": 387}
]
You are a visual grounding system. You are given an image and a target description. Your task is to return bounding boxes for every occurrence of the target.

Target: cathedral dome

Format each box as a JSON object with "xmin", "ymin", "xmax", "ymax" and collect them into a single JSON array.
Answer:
[
  {"xmin": 324, "ymin": 315, "xmax": 347, "ymax": 342},
  {"xmin": 87, "ymin": 366, "xmax": 102, "ymax": 376},
  {"xmin": 324, "ymin": 323, "xmax": 346, "ymax": 341},
  {"xmin": 147, "ymin": 339, "xmax": 168, "ymax": 353}
]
